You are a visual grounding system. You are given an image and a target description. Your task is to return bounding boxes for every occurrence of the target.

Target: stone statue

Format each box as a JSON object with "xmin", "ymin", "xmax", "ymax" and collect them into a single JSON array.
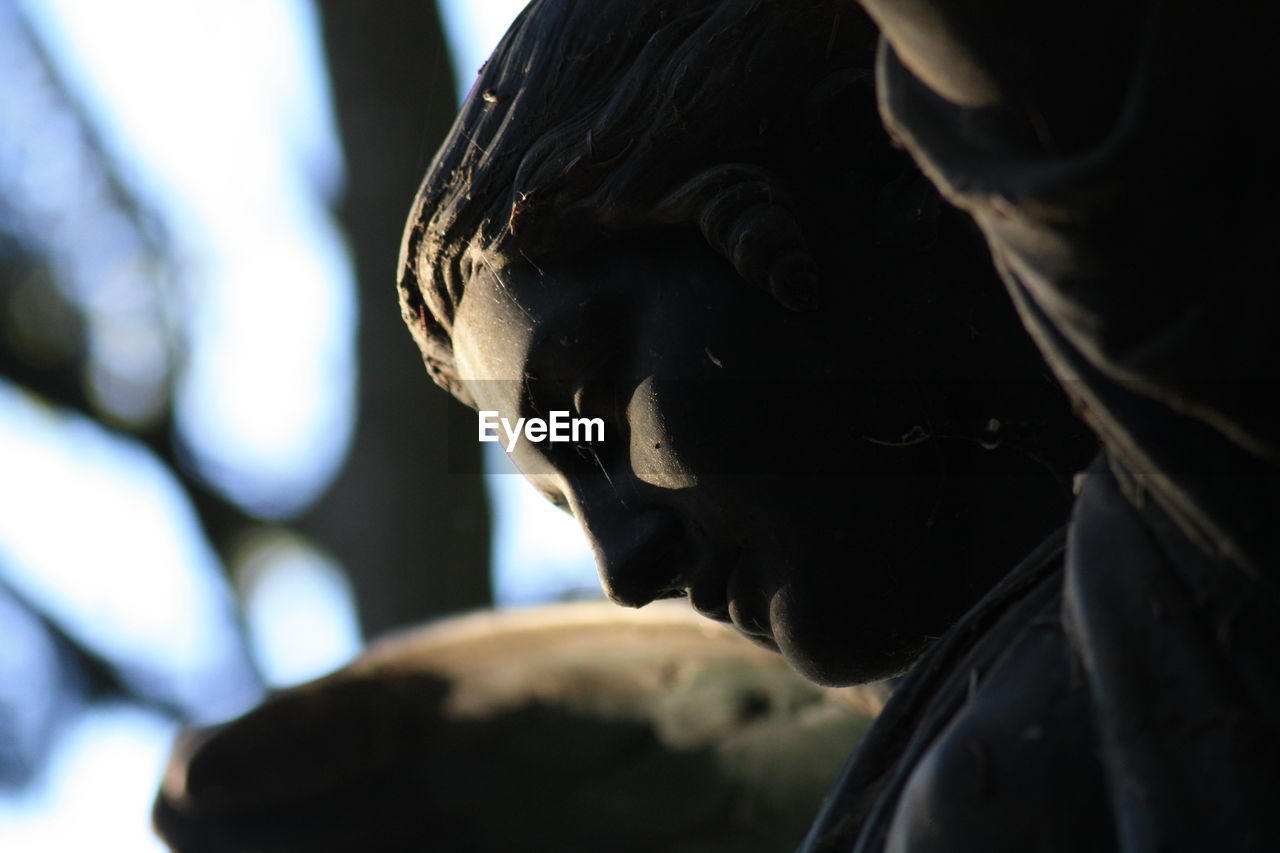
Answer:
[
  {"xmin": 397, "ymin": 1, "xmax": 1280, "ymax": 851},
  {"xmin": 400, "ymin": 0, "xmax": 1091, "ymax": 686}
]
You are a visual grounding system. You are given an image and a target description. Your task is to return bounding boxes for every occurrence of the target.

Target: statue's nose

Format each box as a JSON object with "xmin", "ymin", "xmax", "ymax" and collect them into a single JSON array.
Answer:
[{"xmin": 570, "ymin": 484, "xmax": 685, "ymax": 608}]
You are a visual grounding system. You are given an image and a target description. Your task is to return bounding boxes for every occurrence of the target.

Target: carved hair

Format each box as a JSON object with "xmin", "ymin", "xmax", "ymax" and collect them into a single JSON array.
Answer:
[{"xmin": 398, "ymin": 0, "xmax": 902, "ymax": 399}]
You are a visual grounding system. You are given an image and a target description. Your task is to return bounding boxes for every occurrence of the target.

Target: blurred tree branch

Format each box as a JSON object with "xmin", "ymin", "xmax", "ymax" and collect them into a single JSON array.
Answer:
[{"xmin": 0, "ymin": 5, "xmax": 258, "ymax": 570}]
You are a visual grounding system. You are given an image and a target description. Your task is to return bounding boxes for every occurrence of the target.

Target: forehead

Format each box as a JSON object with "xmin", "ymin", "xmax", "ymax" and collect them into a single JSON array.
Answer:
[
  {"xmin": 452, "ymin": 260, "xmax": 535, "ymax": 385},
  {"xmin": 449, "ymin": 233, "xmax": 795, "ymax": 411},
  {"xmin": 451, "ymin": 255, "xmax": 602, "ymax": 405}
]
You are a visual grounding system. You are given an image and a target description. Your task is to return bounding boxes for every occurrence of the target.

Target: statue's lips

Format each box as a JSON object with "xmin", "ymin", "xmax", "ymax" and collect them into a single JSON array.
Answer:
[
  {"xmin": 687, "ymin": 547, "xmax": 739, "ymax": 622},
  {"xmin": 727, "ymin": 570, "xmax": 775, "ymax": 642},
  {"xmin": 688, "ymin": 547, "xmax": 776, "ymax": 645}
]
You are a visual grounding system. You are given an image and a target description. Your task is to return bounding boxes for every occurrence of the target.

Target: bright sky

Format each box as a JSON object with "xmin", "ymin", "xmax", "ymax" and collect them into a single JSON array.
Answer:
[
  {"xmin": 2, "ymin": 1, "xmax": 356, "ymax": 848},
  {"xmin": 18, "ymin": 0, "xmax": 356, "ymax": 522},
  {"xmin": 0, "ymin": 380, "xmax": 264, "ymax": 722},
  {"xmin": 1, "ymin": 1, "xmax": 599, "ymax": 849}
]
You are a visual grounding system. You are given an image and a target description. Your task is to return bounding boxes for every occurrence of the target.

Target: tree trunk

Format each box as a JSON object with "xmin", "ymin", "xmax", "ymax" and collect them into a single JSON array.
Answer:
[{"xmin": 309, "ymin": 0, "xmax": 490, "ymax": 637}]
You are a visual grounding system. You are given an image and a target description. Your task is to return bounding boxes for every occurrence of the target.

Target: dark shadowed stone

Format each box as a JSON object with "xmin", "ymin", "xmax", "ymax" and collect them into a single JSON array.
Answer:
[{"xmin": 155, "ymin": 601, "xmax": 882, "ymax": 852}]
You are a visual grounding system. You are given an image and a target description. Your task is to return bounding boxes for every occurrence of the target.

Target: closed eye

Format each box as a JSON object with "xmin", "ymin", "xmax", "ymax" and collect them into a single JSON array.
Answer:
[
  {"xmin": 539, "ymin": 488, "xmax": 572, "ymax": 513},
  {"xmin": 571, "ymin": 356, "xmax": 621, "ymax": 424}
]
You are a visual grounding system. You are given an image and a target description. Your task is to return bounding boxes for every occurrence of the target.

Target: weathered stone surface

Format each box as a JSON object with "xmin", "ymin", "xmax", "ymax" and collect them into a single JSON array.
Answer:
[{"xmin": 156, "ymin": 601, "xmax": 880, "ymax": 852}]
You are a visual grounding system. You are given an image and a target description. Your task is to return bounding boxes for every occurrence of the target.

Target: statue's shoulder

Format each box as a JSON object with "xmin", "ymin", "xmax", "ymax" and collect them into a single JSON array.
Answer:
[
  {"xmin": 802, "ymin": 531, "xmax": 1117, "ymax": 852},
  {"xmin": 885, "ymin": 587, "xmax": 1115, "ymax": 852}
]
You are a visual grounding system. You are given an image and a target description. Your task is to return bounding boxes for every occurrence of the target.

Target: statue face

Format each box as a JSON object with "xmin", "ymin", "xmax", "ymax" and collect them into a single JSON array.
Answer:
[{"xmin": 450, "ymin": 233, "xmax": 979, "ymax": 685}]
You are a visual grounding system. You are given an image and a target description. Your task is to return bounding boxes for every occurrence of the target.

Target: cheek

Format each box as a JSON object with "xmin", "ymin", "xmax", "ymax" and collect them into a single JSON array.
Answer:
[
  {"xmin": 625, "ymin": 377, "xmax": 699, "ymax": 490},
  {"xmin": 627, "ymin": 374, "xmax": 780, "ymax": 482}
]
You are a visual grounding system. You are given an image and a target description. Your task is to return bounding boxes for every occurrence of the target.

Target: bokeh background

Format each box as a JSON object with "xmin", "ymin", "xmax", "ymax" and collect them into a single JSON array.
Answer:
[{"xmin": 1, "ymin": 1, "xmax": 602, "ymax": 847}]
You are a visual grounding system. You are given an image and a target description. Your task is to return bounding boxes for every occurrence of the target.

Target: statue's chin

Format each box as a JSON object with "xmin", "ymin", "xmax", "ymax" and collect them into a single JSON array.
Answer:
[{"xmin": 769, "ymin": 586, "xmax": 922, "ymax": 688}]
